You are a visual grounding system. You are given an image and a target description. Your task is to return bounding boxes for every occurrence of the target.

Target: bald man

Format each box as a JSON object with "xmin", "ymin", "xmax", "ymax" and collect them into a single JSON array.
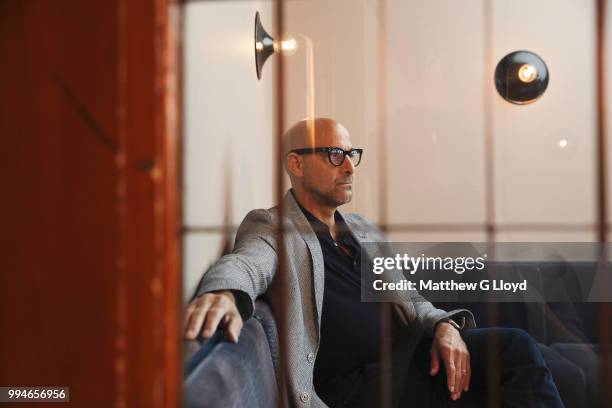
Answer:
[{"xmin": 184, "ymin": 118, "xmax": 563, "ymax": 407}]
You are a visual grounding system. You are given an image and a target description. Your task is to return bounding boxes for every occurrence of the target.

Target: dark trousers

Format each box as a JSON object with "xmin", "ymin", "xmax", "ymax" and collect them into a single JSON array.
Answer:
[{"xmin": 315, "ymin": 327, "xmax": 564, "ymax": 408}]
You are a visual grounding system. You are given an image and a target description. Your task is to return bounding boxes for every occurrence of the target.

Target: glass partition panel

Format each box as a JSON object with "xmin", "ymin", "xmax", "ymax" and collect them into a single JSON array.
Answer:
[{"xmin": 183, "ymin": 1, "xmax": 611, "ymax": 407}]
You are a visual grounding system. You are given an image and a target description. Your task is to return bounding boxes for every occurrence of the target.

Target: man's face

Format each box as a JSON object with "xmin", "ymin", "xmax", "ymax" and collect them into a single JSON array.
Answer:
[{"xmin": 300, "ymin": 125, "xmax": 356, "ymax": 208}]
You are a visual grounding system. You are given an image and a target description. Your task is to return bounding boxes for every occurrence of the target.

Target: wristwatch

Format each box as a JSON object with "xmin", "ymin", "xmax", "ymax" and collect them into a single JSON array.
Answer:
[{"xmin": 437, "ymin": 316, "xmax": 465, "ymax": 331}]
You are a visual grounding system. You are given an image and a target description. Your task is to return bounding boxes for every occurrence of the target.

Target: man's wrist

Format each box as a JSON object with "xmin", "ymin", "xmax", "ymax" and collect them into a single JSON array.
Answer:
[
  {"xmin": 435, "ymin": 317, "xmax": 464, "ymax": 333},
  {"xmin": 211, "ymin": 289, "xmax": 236, "ymax": 304}
]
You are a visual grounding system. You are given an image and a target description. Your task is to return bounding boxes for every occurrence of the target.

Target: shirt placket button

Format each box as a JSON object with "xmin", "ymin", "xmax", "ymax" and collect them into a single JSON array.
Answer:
[{"xmin": 307, "ymin": 352, "xmax": 315, "ymax": 364}]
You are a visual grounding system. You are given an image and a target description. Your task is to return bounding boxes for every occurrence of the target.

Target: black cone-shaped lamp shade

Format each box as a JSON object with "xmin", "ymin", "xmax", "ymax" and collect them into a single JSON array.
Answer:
[
  {"xmin": 495, "ymin": 51, "xmax": 549, "ymax": 105},
  {"xmin": 255, "ymin": 12, "xmax": 275, "ymax": 80}
]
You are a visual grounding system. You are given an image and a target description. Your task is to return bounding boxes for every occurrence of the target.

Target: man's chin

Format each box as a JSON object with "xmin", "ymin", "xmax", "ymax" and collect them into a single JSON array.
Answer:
[
  {"xmin": 335, "ymin": 190, "xmax": 353, "ymax": 205},
  {"xmin": 311, "ymin": 187, "xmax": 353, "ymax": 207}
]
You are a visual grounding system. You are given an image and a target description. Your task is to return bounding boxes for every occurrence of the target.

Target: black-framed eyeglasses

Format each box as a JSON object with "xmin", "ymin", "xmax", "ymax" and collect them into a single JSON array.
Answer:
[{"xmin": 289, "ymin": 147, "xmax": 363, "ymax": 167}]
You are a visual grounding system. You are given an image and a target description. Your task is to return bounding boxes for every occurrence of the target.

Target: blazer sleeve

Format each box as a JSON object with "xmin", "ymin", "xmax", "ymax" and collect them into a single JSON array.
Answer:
[
  {"xmin": 400, "ymin": 284, "xmax": 476, "ymax": 338},
  {"xmin": 194, "ymin": 209, "xmax": 278, "ymax": 321}
]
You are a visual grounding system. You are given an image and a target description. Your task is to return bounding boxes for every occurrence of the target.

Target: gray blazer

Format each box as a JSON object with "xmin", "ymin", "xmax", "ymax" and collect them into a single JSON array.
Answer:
[{"xmin": 196, "ymin": 191, "xmax": 475, "ymax": 407}]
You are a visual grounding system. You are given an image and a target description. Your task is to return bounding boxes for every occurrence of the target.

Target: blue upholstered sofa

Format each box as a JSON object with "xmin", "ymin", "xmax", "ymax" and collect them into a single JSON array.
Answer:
[{"xmin": 184, "ymin": 300, "xmax": 280, "ymax": 408}]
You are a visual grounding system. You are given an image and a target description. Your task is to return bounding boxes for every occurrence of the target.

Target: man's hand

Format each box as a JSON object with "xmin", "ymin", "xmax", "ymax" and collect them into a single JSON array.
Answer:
[
  {"xmin": 430, "ymin": 322, "xmax": 471, "ymax": 401},
  {"xmin": 184, "ymin": 290, "xmax": 243, "ymax": 343}
]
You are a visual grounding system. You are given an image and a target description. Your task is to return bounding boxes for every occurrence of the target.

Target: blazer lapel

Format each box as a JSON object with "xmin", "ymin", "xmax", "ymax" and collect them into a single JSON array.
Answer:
[
  {"xmin": 342, "ymin": 213, "xmax": 368, "ymax": 242},
  {"xmin": 342, "ymin": 212, "xmax": 370, "ymax": 262},
  {"xmin": 282, "ymin": 192, "xmax": 325, "ymax": 334},
  {"xmin": 343, "ymin": 213, "xmax": 418, "ymax": 321}
]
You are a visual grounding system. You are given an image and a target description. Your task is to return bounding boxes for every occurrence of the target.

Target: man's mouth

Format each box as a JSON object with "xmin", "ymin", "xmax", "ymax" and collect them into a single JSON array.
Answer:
[{"xmin": 337, "ymin": 178, "xmax": 353, "ymax": 185}]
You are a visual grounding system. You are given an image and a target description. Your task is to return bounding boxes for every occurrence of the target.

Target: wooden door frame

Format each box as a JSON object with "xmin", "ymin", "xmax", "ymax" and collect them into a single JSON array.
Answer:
[{"xmin": 118, "ymin": 0, "xmax": 182, "ymax": 406}]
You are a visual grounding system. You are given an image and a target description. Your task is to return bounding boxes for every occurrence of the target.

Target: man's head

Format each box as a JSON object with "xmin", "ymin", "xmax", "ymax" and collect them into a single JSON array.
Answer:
[{"xmin": 283, "ymin": 118, "xmax": 362, "ymax": 209}]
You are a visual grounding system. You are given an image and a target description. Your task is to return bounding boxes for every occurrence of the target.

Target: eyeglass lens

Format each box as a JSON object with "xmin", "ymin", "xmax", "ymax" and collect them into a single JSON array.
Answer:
[{"xmin": 329, "ymin": 149, "xmax": 361, "ymax": 166}]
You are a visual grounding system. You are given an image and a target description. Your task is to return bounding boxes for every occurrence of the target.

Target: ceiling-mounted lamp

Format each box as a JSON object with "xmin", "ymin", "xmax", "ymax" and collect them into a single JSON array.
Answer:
[
  {"xmin": 254, "ymin": 11, "xmax": 297, "ymax": 80},
  {"xmin": 495, "ymin": 51, "xmax": 549, "ymax": 105}
]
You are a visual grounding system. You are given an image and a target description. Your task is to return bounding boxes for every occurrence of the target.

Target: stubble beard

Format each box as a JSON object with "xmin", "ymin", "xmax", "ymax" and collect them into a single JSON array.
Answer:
[{"xmin": 305, "ymin": 182, "xmax": 352, "ymax": 209}]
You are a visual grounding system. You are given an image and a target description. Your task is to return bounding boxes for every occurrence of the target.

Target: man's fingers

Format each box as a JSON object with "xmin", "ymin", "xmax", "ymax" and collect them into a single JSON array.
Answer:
[
  {"xmin": 444, "ymin": 352, "xmax": 456, "ymax": 393},
  {"xmin": 455, "ymin": 349, "xmax": 470, "ymax": 393},
  {"xmin": 183, "ymin": 292, "xmax": 241, "ymax": 341},
  {"xmin": 185, "ymin": 303, "xmax": 210, "ymax": 339},
  {"xmin": 203, "ymin": 306, "xmax": 229, "ymax": 338},
  {"xmin": 453, "ymin": 354, "xmax": 463, "ymax": 400},
  {"xmin": 430, "ymin": 344, "xmax": 440, "ymax": 376},
  {"xmin": 432, "ymin": 323, "xmax": 470, "ymax": 400},
  {"xmin": 464, "ymin": 352, "xmax": 471, "ymax": 391},
  {"xmin": 225, "ymin": 313, "xmax": 244, "ymax": 344},
  {"xmin": 183, "ymin": 308, "xmax": 195, "ymax": 338}
]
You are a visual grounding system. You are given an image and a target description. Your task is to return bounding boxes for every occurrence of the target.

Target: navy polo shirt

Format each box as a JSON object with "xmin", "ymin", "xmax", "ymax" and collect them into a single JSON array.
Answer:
[{"xmin": 296, "ymin": 202, "xmax": 381, "ymax": 387}]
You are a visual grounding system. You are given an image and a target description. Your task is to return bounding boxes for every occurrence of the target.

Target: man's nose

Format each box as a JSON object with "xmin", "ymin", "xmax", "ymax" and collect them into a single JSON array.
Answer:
[{"xmin": 341, "ymin": 155, "xmax": 355, "ymax": 174}]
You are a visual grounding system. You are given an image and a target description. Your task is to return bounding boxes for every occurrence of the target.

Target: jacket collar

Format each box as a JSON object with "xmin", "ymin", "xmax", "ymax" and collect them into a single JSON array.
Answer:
[
  {"xmin": 281, "ymin": 188, "xmax": 367, "ymax": 244},
  {"xmin": 281, "ymin": 190, "xmax": 373, "ymax": 329},
  {"xmin": 281, "ymin": 190, "xmax": 326, "ymax": 333}
]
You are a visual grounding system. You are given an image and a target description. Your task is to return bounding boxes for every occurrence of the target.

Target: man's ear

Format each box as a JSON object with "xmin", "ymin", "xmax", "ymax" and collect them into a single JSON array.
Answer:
[{"xmin": 286, "ymin": 153, "xmax": 304, "ymax": 178}]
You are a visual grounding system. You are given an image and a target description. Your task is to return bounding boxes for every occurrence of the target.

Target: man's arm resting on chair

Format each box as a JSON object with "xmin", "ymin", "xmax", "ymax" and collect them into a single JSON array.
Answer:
[
  {"xmin": 184, "ymin": 209, "xmax": 279, "ymax": 343},
  {"xmin": 184, "ymin": 290, "xmax": 244, "ymax": 343}
]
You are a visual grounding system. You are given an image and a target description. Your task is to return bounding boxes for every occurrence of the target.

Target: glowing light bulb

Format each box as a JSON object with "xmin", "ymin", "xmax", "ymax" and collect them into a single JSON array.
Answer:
[
  {"xmin": 518, "ymin": 64, "xmax": 537, "ymax": 83},
  {"xmin": 559, "ymin": 139, "xmax": 568, "ymax": 148},
  {"xmin": 274, "ymin": 36, "xmax": 297, "ymax": 56}
]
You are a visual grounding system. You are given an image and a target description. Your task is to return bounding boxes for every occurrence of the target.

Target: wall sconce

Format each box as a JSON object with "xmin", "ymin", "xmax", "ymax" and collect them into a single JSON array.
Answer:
[
  {"xmin": 494, "ymin": 51, "xmax": 549, "ymax": 105},
  {"xmin": 254, "ymin": 11, "xmax": 297, "ymax": 80}
]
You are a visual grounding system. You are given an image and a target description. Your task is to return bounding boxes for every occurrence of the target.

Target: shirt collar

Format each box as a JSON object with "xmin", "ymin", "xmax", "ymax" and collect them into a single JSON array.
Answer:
[{"xmin": 290, "ymin": 189, "xmax": 347, "ymax": 239}]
